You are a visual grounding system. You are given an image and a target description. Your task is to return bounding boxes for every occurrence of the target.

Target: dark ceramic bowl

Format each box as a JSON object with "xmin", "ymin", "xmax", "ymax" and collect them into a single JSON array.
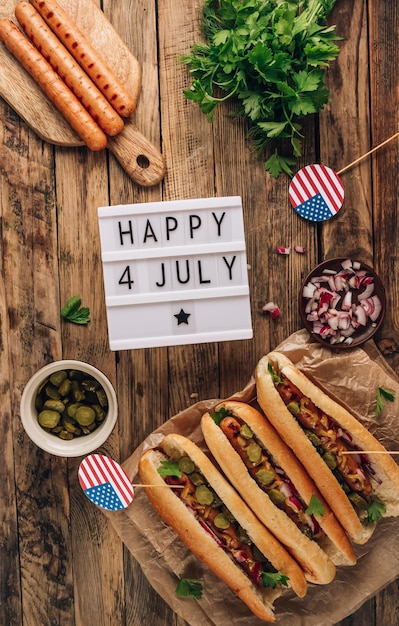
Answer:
[{"xmin": 299, "ymin": 258, "xmax": 386, "ymax": 349}]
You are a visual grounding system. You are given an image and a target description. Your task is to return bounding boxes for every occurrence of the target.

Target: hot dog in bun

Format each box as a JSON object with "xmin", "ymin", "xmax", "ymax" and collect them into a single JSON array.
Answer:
[
  {"xmin": 201, "ymin": 400, "xmax": 356, "ymax": 584},
  {"xmin": 255, "ymin": 351, "xmax": 399, "ymax": 544},
  {"xmin": 138, "ymin": 433, "xmax": 307, "ymax": 622}
]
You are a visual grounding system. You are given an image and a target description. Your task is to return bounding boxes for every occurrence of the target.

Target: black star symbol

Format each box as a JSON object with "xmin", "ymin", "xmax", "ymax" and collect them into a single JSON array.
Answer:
[{"xmin": 174, "ymin": 308, "xmax": 191, "ymax": 325}]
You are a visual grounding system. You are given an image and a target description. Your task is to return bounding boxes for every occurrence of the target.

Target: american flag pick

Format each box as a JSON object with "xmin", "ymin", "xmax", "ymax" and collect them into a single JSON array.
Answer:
[
  {"xmin": 289, "ymin": 164, "xmax": 344, "ymax": 222},
  {"xmin": 78, "ymin": 454, "xmax": 134, "ymax": 511}
]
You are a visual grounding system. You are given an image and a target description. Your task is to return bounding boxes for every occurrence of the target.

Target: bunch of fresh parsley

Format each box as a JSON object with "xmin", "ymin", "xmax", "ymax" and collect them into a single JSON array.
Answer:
[{"xmin": 182, "ymin": 0, "xmax": 341, "ymax": 177}]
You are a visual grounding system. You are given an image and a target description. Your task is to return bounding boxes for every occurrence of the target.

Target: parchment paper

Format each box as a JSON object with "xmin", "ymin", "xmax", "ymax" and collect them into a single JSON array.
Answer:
[{"xmin": 105, "ymin": 330, "xmax": 399, "ymax": 625}]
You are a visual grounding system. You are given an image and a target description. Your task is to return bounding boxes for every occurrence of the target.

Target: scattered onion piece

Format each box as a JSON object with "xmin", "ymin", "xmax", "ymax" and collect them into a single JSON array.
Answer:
[
  {"xmin": 276, "ymin": 246, "xmax": 290, "ymax": 255},
  {"xmin": 262, "ymin": 301, "xmax": 281, "ymax": 319},
  {"xmin": 294, "ymin": 245, "xmax": 306, "ymax": 254}
]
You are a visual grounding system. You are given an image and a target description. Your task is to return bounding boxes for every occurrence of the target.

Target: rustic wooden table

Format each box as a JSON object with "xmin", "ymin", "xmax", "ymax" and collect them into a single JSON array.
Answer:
[{"xmin": 1, "ymin": 1, "xmax": 399, "ymax": 625}]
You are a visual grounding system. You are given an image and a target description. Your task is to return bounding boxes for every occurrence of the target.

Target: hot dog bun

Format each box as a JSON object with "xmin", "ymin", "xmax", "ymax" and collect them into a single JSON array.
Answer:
[
  {"xmin": 256, "ymin": 351, "xmax": 399, "ymax": 544},
  {"xmin": 139, "ymin": 433, "xmax": 307, "ymax": 622},
  {"xmin": 201, "ymin": 401, "xmax": 356, "ymax": 582}
]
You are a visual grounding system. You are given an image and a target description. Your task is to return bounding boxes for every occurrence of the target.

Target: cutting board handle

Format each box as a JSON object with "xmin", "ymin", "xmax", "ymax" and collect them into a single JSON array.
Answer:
[{"xmin": 108, "ymin": 121, "xmax": 165, "ymax": 187}]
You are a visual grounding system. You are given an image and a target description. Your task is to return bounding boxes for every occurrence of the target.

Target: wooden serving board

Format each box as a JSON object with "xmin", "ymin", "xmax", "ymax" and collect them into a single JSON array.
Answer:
[{"xmin": 0, "ymin": 0, "xmax": 165, "ymax": 187}]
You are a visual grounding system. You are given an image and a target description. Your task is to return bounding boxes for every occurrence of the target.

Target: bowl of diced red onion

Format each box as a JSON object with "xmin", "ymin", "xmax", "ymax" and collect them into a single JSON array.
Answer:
[{"xmin": 299, "ymin": 258, "xmax": 386, "ymax": 348}]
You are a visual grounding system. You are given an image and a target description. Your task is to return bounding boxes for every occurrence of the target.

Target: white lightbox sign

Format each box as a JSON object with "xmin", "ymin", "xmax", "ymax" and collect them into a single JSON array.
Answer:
[{"xmin": 97, "ymin": 196, "xmax": 253, "ymax": 350}]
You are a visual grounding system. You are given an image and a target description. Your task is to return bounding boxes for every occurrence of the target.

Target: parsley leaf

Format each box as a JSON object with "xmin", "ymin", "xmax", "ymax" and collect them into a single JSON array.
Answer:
[
  {"xmin": 157, "ymin": 460, "xmax": 182, "ymax": 478},
  {"xmin": 305, "ymin": 493, "xmax": 325, "ymax": 517},
  {"xmin": 264, "ymin": 150, "xmax": 297, "ymax": 178},
  {"xmin": 175, "ymin": 578, "xmax": 203, "ymax": 600},
  {"xmin": 260, "ymin": 571, "xmax": 289, "ymax": 589},
  {"xmin": 376, "ymin": 387, "xmax": 395, "ymax": 418},
  {"xmin": 366, "ymin": 499, "xmax": 386, "ymax": 525},
  {"xmin": 61, "ymin": 296, "xmax": 90, "ymax": 325},
  {"xmin": 267, "ymin": 362, "xmax": 284, "ymax": 385},
  {"xmin": 210, "ymin": 406, "xmax": 231, "ymax": 426},
  {"xmin": 182, "ymin": 0, "xmax": 341, "ymax": 177}
]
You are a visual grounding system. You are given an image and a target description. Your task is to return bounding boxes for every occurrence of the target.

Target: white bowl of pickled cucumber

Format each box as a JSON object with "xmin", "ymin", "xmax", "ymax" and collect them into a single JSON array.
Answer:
[{"xmin": 20, "ymin": 360, "xmax": 118, "ymax": 457}]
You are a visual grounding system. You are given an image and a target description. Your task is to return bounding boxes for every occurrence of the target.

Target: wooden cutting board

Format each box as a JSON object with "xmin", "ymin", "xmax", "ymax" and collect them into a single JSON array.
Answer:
[{"xmin": 0, "ymin": 0, "xmax": 165, "ymax": 187}]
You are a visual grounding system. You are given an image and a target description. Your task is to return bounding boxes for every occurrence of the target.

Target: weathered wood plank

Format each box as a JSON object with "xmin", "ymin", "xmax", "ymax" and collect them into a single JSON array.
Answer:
[
  {"xmin": 158, "ymin": 0, "xmax": 220, "ymax": 418},
  {"xmin": 102, "ymin": 1, "xmax": 174, "ymax": 624},
  {"xmin": 337, "ymin": 598, "xmax": 375, "ymax": 626},
  {"xmin": 320, "ymin": 0, "xmax": 372, "ymax": 263},
  {"xmin": 53, "ymin": 8, "xmax": 124, "ymax": 619},
  {"xmin": 0, "ymin": 102, "xmax": 23, "ymax": 626},
  {"xmin": 367, "ymin": 0, "xmax": 399, "ymax": 620},
  {"xmin": 0, "ymin": 104, "xmax": 75, "ymax": 625},
  {"xmin": 368, "ymin": 0, "xmax": 399, "ymax": 365},
  {"xmin": 331, "ymin": 1, "xmax": 399, "ymax": 624},
  {"xmin": 54, "ymin": 143, "xmax": 124, "ymax": 626}
]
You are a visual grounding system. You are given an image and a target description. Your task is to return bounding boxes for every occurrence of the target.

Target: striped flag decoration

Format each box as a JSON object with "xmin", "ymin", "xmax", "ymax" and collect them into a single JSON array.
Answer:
[
  {"xmin": 289, "ymin": 164, "xmax": 344, "ymax": 222},
  {"xmin": 78, "ymin": 454, "xmax": 134, "ymax": 511}
]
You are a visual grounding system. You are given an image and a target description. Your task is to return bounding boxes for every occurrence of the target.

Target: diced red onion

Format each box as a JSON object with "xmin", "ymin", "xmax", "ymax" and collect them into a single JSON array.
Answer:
[
  {"xmin": 327, "ymin": 314, "xmax": 339, "ymax": 330},
  {"xmin": 307, "ymin": 310, "xmax": 320, "ymax": 322},
  {"xmin": 233, "ymin": 550, "xmax": 248, "ymax": 564},
  {"xmin": 301, "ymin": 260, "xmax": 383, "ymax": 344},
  {"xmin": 334, "ymin": 275, "xmax": 346, "ymax": 292},
  {"xmin": 338, "ymin": 312, "xmax": 351, "ymax": 330},
  {"xmin": 262, "ymin": 302, "xmax": 281, "ymax": 319},
  {"xmin": 369, "ymin": 295, "xmax": 382, "ymax": 321},
  {"xmin": 341, "ymin": 258, "xmax": 353, "ymax": 270},
  {"xmin": 276, "ymin": 246, "xmax": 290, "ymax": 255},
  {"xmin": 294, "ymin": 245, "xmax": 306, "ymax": 254},
  {"xmin": 303, "ymin": 282, "xmax": 317, "ymax": 299},
  {"xmin": 339, "ymin": 428, "xmax": 353, "ymax": 442},
  {"xmin": 306, "ymin": 514, "xmax": 320, "ymax": 536},
  {"xmin": 356, "ymin": 467, "xmax": 367, "ymax": 481},
  {"xmin": 311, "ymin": 321, "xmax": 324, "ymax": 335},
  {"xmin": 328, "ymin": 276, "xmax": 336, "ymax": 291},
  {"xmin": 278, "ymin": 482, "xmax": 293, "ymax": 498},
  {"xmin": 288, "ymin": 496, "xmax": 303, "ymax": 512},
  {"xmin": 340, "ymin": 325, "xmax": 356, "ymax": 337},
  {"xmin": 360, "ymin": 297, "xmax": 375, "ymax": 316},
  {"xmin": 354, "ymin": 305, "xmax": 367, "ymax": 326},
  {"xmin": 319, "ymin": 325, "xmax": 335, "ymax": 337},
  {"xmin": 341, "ymin": 290, "xmax": 352, "ymax": 311},
  {"xmin": 358, "ymin": 283, "xmax": 375, "ymax": 300},
  {"xmin": 250, "ymin": 561, "xmax": 262, "ymax": 584},
  {"xmin": 331, "ymin": 294, "xmax": 341, "ymax": 309},
  {"xmin": 199, "ymin": 520, "xmax": 223, "ymax": 546}
]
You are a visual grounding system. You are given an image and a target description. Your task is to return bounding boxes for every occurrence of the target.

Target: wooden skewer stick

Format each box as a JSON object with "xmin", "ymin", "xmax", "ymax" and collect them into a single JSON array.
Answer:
[
  {"xmin": 131, "ymin": 483, "xmax": 184, "ymax": 488},
  {"xmin": 340, "ymin": 450, "xmax": 399, "ymax": 455},
  {"xmin": 337, "ymin": 131, "xmax": 399, "ymax": 175}
]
